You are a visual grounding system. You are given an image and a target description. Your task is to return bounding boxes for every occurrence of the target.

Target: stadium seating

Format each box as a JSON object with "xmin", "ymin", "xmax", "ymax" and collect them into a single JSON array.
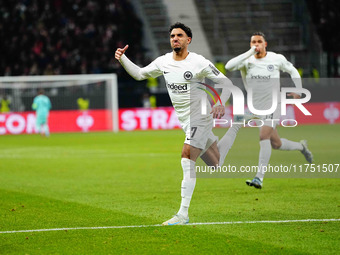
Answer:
[
  {"xmin": 194, "ymin": 0, "xmax": 323, "ymax": 76},
  {"xmin": 139, "ymin": 0, "xmax": 171, "ymax": 55}
]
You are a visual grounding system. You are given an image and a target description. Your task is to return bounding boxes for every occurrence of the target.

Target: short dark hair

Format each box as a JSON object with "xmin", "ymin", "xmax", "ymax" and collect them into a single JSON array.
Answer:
[
  {"xmin": 169, "ymin": 22, "xmax": 192, "ymax": 39},
  {"xmin": 252, "ymin": 31, "xmax": 266, "ymax": 41}
]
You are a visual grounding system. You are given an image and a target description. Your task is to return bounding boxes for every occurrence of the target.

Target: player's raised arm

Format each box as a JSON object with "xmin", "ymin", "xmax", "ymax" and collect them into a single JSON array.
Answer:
[
  {"xmin": 115, "ymin": 45, "xmax": 146, "ymax": 81},
  {"xmin": 225, "ymin": 46, "xmax": 257, "ymax": 71},
  {"xmin": 115, "ymin": 45, "xmax": 162, "ymax": 81}
]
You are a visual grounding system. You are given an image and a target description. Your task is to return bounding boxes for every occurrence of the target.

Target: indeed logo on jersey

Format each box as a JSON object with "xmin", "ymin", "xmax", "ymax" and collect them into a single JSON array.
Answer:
[
  {"xmin": 167, "ymin": 83, "xmax": 188, "ymax": 93},
  {"xmin": 251, "ymin": 74, "xmax": 271, "ymax": 81}
]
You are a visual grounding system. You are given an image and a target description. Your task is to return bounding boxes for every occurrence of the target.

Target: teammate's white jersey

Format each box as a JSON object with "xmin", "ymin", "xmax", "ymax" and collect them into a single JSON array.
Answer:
[
  {"xmin": 226, "ymin": 47, "xmax": 302, "ymax": 111},
  {"xmin": 120, "ymin": 52, "xmax": 231, "ymax": 130}
]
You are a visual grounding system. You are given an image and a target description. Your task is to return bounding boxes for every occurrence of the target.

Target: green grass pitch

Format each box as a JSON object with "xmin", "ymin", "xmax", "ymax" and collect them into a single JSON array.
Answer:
[{"xmin": 1, "ymin": 124, "xmax": 339, "ymax": 254}]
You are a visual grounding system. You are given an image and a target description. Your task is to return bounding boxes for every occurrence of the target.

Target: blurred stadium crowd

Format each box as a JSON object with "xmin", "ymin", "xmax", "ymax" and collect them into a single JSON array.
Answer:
[{"xmin": 0, "ymin": 0, "xmax": 146, "ymax": 76}]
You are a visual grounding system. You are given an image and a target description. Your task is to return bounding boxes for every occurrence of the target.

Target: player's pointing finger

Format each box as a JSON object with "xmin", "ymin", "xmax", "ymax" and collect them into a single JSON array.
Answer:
[{"xmin": 122, "ymin": 45, "xmax": 129, "ymax": 52}]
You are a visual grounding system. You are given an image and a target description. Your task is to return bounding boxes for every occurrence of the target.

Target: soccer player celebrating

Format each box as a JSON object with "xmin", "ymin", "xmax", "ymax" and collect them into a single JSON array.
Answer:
[
  {"xmin": 32, "ymin": 89, "xmax": 52, "ymax": 137},
  {"xmin": 115, "ymin": 22, "xmax": 236, "ymax": 225},
  {"xmin": 222, "ymin": 32, "xmax": 313, "ymax": 189}
]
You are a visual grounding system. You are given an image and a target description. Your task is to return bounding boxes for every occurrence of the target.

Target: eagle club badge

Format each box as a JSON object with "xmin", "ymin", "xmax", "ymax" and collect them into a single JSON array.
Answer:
[
  {"xmin": 267, "ymin": 64, "xmax": 274, "ymax": 72},
  {"xmin": 184, "ymin": 71, "xmax": 193, "ymax": 80}
]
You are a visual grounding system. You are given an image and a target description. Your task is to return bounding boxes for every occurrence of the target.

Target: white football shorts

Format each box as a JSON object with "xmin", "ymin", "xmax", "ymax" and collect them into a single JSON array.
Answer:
[{"xmin": 183, "ymin": 117, "xmax": 218, "ymax": 151}]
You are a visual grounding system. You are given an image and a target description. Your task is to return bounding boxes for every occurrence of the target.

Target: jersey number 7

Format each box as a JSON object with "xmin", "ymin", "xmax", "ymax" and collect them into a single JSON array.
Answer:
[{"xmin": 190, "ymin": 127, "xmax": 197, "ymax": 139}]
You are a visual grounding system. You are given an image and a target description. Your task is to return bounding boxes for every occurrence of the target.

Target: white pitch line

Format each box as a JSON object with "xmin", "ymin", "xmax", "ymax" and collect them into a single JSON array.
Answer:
[{"xmin": 1, "ymin": 219, "xmax": 339, "ymax": 234}]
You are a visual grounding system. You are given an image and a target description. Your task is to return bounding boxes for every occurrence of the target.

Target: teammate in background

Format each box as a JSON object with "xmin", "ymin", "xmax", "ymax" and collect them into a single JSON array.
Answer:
[
  {"xmin": 115, "ymin": 22, "xmax": 237, "ymax": 225},
  {"xmin": 220, "ymin": 32, "xmax": 313, "ymax": 189},
  {"xmin": 32, "ymin": 89, "xmax": 52, "ymax": 137}
]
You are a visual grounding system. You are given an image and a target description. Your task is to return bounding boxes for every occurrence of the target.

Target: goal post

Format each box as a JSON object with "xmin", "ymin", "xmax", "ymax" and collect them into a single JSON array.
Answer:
[{"xmin": 0, "ymin": 74, "xmax": 119, "ymax": 134}]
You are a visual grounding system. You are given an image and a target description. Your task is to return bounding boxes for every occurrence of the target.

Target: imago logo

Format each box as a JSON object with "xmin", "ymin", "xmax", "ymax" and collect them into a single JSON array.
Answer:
[{"xmin": 0, "ymin": 113, "xmax": 37, "ymax": 135}]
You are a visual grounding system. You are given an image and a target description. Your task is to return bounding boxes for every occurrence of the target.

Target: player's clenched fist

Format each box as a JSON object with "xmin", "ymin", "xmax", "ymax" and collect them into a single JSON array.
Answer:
[{"xmin": 115, "ymin": 45, "xmax": 129, "ymax": 60}]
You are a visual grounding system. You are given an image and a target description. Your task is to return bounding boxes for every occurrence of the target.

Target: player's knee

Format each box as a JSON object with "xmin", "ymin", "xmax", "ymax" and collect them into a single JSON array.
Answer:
[
  {"xmin": 271, "ymin": 141, "xmax": 281, "ymax": 150},
  {"xmin": 181, "ymin": 147, "xmax": 190, "ymax": 159}
]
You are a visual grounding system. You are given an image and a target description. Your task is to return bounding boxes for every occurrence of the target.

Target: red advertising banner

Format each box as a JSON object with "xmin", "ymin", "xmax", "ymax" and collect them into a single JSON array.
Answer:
[
  {"xmin": 0, "ymin": 102, "xmax": 339, "ymax": 135},
  {"xmin": 294, "ymin": 102, "xmax": 340, "ymax": 124},
  {"xmin": 118, "ymin": 107, "xmax": 181, "ymax": 131},
  {"xmin": 0, "ymin": 110, "xmax": 111, "ymax": 135}
]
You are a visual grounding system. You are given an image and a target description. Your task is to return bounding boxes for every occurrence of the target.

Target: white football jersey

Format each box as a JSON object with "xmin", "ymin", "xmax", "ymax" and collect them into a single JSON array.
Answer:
[
  {"xmin": 138, "ymin": 52, "xmax": 227, "ymax": 129},
  {"xmin": 237, "ymin": 52, "xmax": 298, "ymax": 110}
]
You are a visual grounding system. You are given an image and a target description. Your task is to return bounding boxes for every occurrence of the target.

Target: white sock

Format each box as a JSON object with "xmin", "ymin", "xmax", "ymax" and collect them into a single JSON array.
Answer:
[
  {"xmin": 279, "ymin": 138, "xmax": 303, "ymax": 151},
  {"xmin": 256, "ymin": 139, "xmax": 271, "ymax": 181},
  {"xmin": 217, "ymin": 124, "xmax": 242, "ymax": 166},
  {"xmin": 177, "ymin": 158, "xmax": 196, "ymax": 218}
]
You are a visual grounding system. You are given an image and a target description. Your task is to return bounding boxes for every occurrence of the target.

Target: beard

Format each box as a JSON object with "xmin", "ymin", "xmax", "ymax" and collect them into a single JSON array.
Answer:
[{"xmin": 174, "ymin": 47, "xmax": 181, "ymax": 52}]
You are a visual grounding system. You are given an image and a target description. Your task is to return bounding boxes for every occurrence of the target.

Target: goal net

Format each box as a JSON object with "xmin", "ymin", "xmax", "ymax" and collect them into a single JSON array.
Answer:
[{"xmin": 0, "ymin": 74, "xmax": 118, "ymax": 135}]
